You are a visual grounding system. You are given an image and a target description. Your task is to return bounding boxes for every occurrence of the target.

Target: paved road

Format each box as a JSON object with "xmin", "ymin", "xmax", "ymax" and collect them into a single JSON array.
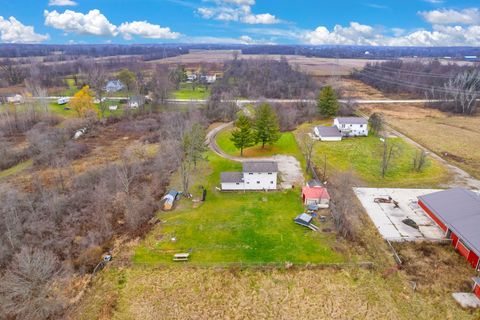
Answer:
[
  {"xmin": 37, "ymin": 96, "xmax": 445, "ymax": 106},
  {"xmin": 206, "ymin": 122, "xmax": 304, "ymax": 189}
]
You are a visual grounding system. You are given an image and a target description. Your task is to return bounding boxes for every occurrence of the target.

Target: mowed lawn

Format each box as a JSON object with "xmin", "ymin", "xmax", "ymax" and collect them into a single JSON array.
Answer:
[
  {"xmin": 311, "ymin": 133, "xmax": 451, "ymax": 188},
  {"xmin": 133, "ymin": 152, "xmax": 344, "ymax": 265},
  {"xmin": 216, "ymin": 129, "xmax": 302, "ymax": 158},
  {"xmin": 172, "ymin": 83, "xmax": 210, "ymax": 100}
]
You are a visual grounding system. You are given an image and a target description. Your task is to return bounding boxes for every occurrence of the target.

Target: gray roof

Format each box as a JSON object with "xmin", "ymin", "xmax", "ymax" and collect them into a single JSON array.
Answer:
[
  {"xmin": 315, "ymin": 126, "xmax": 342, "ymax": 138},
  {"xmin": 295, "ymin": 213, "xmax": 313, "ymax": 224},
  {"xmin": 473, "ymin": 277, "xmax": 480, "ymax": 285},
  {"xmin": 335, "ymin": 117, "xmax": 368, "ymax": 125},
  {"xmin": 220, "ymin": 172, "xmax": 244, "ymax": 183},
  {"xmin": 418, "ymin": 188, "xmax": 480, "ymax": 256},
  {"xmin": 242, "ymin": 161, "xmax": 278, "ymax": 173}
]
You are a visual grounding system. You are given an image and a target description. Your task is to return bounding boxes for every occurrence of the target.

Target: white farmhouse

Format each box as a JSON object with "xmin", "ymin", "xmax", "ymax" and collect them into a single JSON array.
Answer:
[
  {"xmin": 333, "ymin": 117, "xmax": 368, "ymax": 137},
  {"xmin": 221, "ymin": 161, "xmax": 278, "ymax": 191},
  {"xmin": 313, "ymin": 126, "xmax": 342, "ymax": 141}
]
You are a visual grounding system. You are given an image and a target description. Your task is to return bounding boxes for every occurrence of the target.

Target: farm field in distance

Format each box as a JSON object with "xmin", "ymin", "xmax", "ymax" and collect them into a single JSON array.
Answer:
[{"xmin": 360, "ymin": 104, "xmax": 480, "ymax": 180}]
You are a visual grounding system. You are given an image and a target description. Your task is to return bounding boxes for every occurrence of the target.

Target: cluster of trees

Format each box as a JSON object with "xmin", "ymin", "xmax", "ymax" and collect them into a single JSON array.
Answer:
[
  {"xmin": 230, "ymin": 104, "xmax": 280, "ymax": 155},
  {"xmin": 211, "ymin": 58, "xmax": 316, "ymax": 99},
  {"xmin": 0, "ymin": 103, "xmax": 207, "ymax": 318}
]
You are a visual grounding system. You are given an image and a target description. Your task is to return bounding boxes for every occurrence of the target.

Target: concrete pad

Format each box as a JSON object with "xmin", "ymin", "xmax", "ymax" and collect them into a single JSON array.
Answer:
[
  {"xmin": 354, "ymin": 188, "xmax": 446, "ymax": 242},
  {"xmin": 452, "ymin": 293, "xmax": 480, "ymax": 308}
]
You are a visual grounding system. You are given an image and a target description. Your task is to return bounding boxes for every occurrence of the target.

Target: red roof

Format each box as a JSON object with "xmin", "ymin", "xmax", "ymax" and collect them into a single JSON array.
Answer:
[{"xmin": 302, "ymin": 186, "xmax": 330, "ymax": 200}]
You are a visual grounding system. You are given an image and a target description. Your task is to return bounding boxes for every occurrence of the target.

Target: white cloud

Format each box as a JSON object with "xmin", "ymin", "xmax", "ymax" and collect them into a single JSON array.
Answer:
[
  {"xmin": 419, "ymin": 8, "xmax": 480, "ymax": 25},
  {"xmin": 198, "ymin": 0, "xmax": 280, "ymax": 24},
  {"xmin": 0, "ymin": 16, "xmax": 49, "ymax": 43},
  {"xmin": 303, "ymin": 21, "xmax": 480, "ymax": 46},
  {"xmin": 423, "ymin": 0, "xmax": 444, "ymax": 4},
  {"xmin": 48, "ymin": 0, "xmax": 78, "ymax": 6},
  {"xmin": 44, "ymin": 9, "xmax": 180, "ymax": 41},
  {"xmin": 118, "ymin": 21, "xmax": 180, "ymax": 40},
  {"xmin": 44, "ymin": 9, "xmax": 118, "ymax": 36}
]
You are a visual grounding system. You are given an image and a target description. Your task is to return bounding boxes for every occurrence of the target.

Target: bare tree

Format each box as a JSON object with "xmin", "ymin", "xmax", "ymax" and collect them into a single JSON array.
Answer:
[
  {"xmin": 444, "ymin": 69, "xmax": 480, "ymax": 115},
  {"xmin": 84, "ymin": 61, "xmax": 108, "ymax": 117},
  {"xmin": 0, "ymin": 247, "xmax": 67, "ymax": 320},
  {"xmin": 381, "ymin": 136, "xmax": 402, "ymax": 178},
  {"xmin": 413, "ymin": 150, "xmax": 428, "ymax": 172},
  {"xmin": 297, "ymin": 130, "xmax": 315, "ymax": 175}
]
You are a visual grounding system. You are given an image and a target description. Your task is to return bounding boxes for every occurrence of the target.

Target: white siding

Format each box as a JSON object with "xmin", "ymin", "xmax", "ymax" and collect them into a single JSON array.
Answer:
[
  {"xmin": 243, "ymin": 172, "xmax": 277, "ymax": 190},
  {"xmin": 221, "ymin": 182, "xmax": 245, "ymax": 191},
  {"xmin": 333, "ymin": 119, "xmax": 368, "ymax": 137},
  {"xmin": 320, "ymin": 136, "xmax": 342, "ymax": 142}
]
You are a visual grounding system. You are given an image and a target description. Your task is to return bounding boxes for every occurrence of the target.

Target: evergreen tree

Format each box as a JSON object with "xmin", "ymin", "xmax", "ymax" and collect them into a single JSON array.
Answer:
[
  {"xmin": 254, "ymin": 103, "xmax": 280, "ymax": 148},
  {"xmin": 230, "ymin": 115, "xmax": 255, "ymax": 156},
  {"xmin": 318, "ymin": 86, "xmax": 339, "ymax": 117}
]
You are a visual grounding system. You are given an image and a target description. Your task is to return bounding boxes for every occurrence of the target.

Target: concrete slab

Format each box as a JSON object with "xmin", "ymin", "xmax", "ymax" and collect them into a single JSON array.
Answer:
[
  {"xmin": 452, "ymin": 293, "xmax": 480, "ymax": 308},
  {"xmin": 354, "ymin": 188, "xmax": 446, "ymax": 242}
]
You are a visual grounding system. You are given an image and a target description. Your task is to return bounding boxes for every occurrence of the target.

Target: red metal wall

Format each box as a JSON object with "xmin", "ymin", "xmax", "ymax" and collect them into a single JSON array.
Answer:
[
  {"xmin": 468, "ymin": 251, "xmax": 480, "ymax": 270},
  {"xmin": 475, "ymin": 284, "xmax": 480, "ymax": 299},
  {"xmin": 418, "ymin": 200, "xmax": 447, "ymax": 231},
  {"xmin": 451, "ymin": 232, "xmax": 459, "ymax": 247},
  {"xmin": 457, "ymin": 241, "xmax": 470, "ymax": 260}
]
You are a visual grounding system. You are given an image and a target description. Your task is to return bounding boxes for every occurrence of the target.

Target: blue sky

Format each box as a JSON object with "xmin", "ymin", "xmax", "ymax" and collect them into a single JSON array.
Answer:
[{"xmin": 0, "ymin": 0, "xmax": 480, "ymax": 46}]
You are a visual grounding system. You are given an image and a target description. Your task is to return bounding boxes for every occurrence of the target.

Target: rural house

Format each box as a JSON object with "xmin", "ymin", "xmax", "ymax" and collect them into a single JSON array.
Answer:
[
  {"xmin": 302, "ymin": 186, "xmax": 330, "ymax": 209},
  {"xmin": 418, "ymin": 188, "xmax": 480, "ymax": 270},
  {"xmin": 313, "ymin": 126, "xmax": 342, "ymax": 141},
  {"xmin": 105, "ymin": 80, "xmax": 125, "ymax": 93},
  {"xmin": 333, "ymin": 117, "xmax": 369, "ymax": 137},
  {"xmin": 473, "ymin": 278, "xmax": 480, "ymax": 300},
  {"xmin": 221, "ymin": 161, "xmax": 278, "ymax": 191}
]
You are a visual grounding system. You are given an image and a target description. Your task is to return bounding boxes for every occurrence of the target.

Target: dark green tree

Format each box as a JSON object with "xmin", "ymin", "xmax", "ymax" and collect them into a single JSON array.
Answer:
[
  {"xmin": 230, "ymin": 115, "xmax": 255, "ymax": 156},
  {"xmin": 254, "ymin": 103, "xmax": 280, "ymax": 148},
  {"xmin": 318, "ymin": 86, "xmax": 339, "ymax": 117}
]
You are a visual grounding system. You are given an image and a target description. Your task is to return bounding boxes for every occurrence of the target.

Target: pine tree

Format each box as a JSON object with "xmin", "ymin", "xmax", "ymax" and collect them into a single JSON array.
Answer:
[
  {"xmin": 318, "ymin": 86, "xmax": 339, "ymax": 117},
  {"xmin": 254, "ymin": 103, "xmax": 280, "ymax": 148},
  {"xmin": 230, "ymin": 115, "xmax": 255, "ymax": 156}
]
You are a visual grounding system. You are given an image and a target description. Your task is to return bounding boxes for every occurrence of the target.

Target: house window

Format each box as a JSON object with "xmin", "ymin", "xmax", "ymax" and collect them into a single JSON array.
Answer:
[
  {"xmin": 257, "ymin": 181, "xmax": 260, "ymax": 184},
  {"xmin": 270, "ymin": 181, "xmax": 274, "ymax": 184},
  {"xmin": 360, "ymin": 124, "xmax": 364, "ymax": 127},
  {"xmin": 249, "ymin": 173, "xmax": 253, "ymax": 175},
  {"xmin": 268, "ymin": 172, "xmax": 272, "ymax": 175},
  {"xmin": 236, "ymin": 183, "xmax": 240, "ymax": 185}
]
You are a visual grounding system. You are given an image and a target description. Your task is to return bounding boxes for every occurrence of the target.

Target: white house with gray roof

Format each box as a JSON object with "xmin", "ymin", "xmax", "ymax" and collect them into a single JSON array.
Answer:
[
  {"xmin": 221, "ymin": 161, "xmax": 278, "ymax": 191},
  {"xmin": 333, "ymin": 117, "xmax": 368, "ymax": 137}
]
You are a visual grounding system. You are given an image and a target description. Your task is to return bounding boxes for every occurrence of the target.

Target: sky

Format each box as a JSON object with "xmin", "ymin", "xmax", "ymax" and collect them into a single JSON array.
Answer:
[{"xmin": 0, "ymin": 0, "xmax": 480, "ymax": 46}]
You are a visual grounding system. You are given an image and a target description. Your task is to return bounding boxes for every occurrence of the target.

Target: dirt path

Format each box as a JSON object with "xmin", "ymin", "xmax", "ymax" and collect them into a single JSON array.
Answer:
[{"xmin": 207, "ymin": 123, "xmax": 305, "ymax": 189}]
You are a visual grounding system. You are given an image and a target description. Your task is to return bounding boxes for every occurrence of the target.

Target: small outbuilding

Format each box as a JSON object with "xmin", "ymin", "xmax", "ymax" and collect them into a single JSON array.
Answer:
[
  {"xmin": 294, "ymin": 213, "xmax": 319, "ymax": 231},
  {"xmin": 313, "ymin": 126, "xmax": 342, "ymax": 142},
  {"xmin": 302, "ymin": 186, "xmax": 330, "ymax": 209},
  {"xmin": 163, "ymin": 189, "xmax": 179, "ymax": 210}
]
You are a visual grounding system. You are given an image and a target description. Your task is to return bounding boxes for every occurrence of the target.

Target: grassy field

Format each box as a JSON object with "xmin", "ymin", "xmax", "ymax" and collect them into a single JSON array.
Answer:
[
  {"xmin": 303, "ymin": 125, "xmax": 451, "ymax": 188},
  {"xmin": 360, "ymin": 104, "xmax": 480, "ymax": 179},
  {"xmin": 172, "ymin": 83, "xmax": 210, "ymax": 100},
  {"xmin": 216, "ymin": 129, "xmax": 302, "ymax": 158},
  {"xmin": 72, "ymin": 266, "xmax": 478, "ymax": 320},
  {"xmin": 134, "ymin": 151, "xmax": 343, "ymax": 265}
]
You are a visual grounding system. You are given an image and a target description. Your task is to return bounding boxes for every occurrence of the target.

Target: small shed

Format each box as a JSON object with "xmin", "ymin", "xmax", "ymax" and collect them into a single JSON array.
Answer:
[
  {"xmin": 163, "ymin": 189, "xmax": 179, "ymax": 210},
  {"xmin": 473, "ymin": 278, "xmax": 480, "ymax": 299},
  {"xmin": 294, "ymin": 213, "xmax": 319, "ymax": 231},
  {"xmin": 302, "ymin": 186, "xmax": 330, "ymax": 209}
]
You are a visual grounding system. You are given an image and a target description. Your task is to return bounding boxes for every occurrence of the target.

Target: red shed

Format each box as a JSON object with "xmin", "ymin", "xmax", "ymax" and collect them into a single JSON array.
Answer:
[
  {"xmin": 418, "ymin": 189, "xmax": 480, "ymax": 270},
  {"xmin": 302, "ymin": 186, "xmax": 330, "ymax": 209}
]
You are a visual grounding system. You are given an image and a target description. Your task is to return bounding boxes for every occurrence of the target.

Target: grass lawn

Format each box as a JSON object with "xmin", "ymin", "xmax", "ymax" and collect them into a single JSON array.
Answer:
[
  {"xmin": 0, "ymin": 160, "xmax": 32, "ymax": 180},
  {"xmin": 216, "ymin": 129, "xmax": 303, "ymax": 159},
  {"xmin": 172, "ymin": 83, "xmax": 210, "ymax": 100},
  {"xmin": 49, "ymin": 101, "xmax": 124, "ymax": 119},
  {"xmin": 133, "ymin": 152, "xmax": 344, "ymax": 266},
  {"xmin": 309, "ymin": 131, "xmax": 451, "ymax": 188}
]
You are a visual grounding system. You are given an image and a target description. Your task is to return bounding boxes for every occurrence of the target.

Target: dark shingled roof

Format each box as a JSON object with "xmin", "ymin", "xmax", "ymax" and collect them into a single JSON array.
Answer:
[
  {"xmin": 242, "ymin": 161, "xmax": 278, "ymax": 173},
  {"xmin": 315, "ymin": 126, "xmax": 342, "ymax": 138},
  {"xmin": 418, "ymin": 188, "xmax": 480, "ymax": 256},
  {"xmin": 335, "ymin": 117, "xmax": 368, "ymax": 125},
  {"xmin": 220, "ymin": 172, "xmax": 244, "ymax": 183}
]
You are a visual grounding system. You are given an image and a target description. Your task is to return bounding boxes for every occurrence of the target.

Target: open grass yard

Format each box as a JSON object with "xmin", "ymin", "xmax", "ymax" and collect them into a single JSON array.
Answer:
[
  {"xmin": 216, "ymin": 129, "xmax": 302, "ymax": 159},
  {"xmin": 133, "ymin": 152, "xmax": 343, "ymax": 265},
  {"xmin": 309, "ymin": 129, "xmax": 451, "ymax": 188},
  {"xmin": 361, "ymin": 104, "xmax": 480, "ymax": 179},
  {"xmin": 72, "ymin": 266, "xmax": 478, "ymax": 320},
  {"xmin": 172, "ymin": 82, "xmax": 210, "ymax": 100}
]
